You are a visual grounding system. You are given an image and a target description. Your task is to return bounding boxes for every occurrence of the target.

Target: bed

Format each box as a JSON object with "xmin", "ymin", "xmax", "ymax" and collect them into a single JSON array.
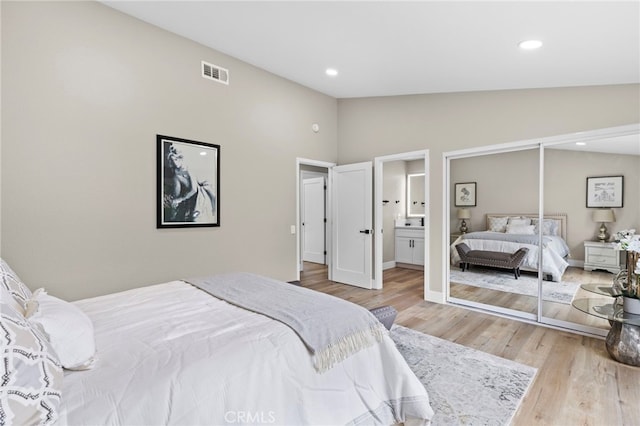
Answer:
[
  {"xmin": 1, "ymin": 261, "xmax": 433, "ymax": 426},
  {"xmin": 450, "ymin": 213, "xmax": 570, "ymax": 281}
]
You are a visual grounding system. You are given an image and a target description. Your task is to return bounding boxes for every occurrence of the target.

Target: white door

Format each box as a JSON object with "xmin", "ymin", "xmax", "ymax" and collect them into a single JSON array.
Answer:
[
  {"xmin": 302, "ymin": 177, "xmax": 326, "ymax": 264},
  {"xmin": 331, "ymin": 162, "xmax": 373, "ymax": 289}
]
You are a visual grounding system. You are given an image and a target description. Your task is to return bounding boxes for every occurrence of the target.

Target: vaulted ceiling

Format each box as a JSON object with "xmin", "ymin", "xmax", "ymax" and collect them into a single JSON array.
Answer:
[{"xmin": 102, "ymin": 1, "xmax": 640, "ymax": 99}]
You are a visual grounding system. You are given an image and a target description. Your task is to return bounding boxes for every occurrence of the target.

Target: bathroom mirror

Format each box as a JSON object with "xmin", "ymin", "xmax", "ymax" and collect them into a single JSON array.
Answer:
[{"xmin": 407, "ymin": 173, "xmax": 425, "ymax": 217}]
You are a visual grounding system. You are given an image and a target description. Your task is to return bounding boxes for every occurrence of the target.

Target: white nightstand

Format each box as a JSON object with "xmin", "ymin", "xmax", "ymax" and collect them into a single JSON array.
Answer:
[
  {"xmin": 450, "ymin": 233, "xmax": 463, "ymax": 244},
  {"xmin": 583, "ymin": 241, "xmax": 624, "ymax": 274}
]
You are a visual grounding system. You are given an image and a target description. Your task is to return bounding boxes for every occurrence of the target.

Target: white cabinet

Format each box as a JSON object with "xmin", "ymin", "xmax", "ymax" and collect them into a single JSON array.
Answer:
[
  {"xmin": 583, "ymin": 241, "xmax": 624, "ymax": 274},
  {"xmin": 395, "ymin": 228, "xmax": 424, "ymax": 266}
]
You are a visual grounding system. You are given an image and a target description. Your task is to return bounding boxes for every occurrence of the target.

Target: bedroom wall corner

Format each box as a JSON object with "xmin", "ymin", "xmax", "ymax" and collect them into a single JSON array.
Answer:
[{"xmin": 1, "ymin": 1, "xmax": 338, "ymax": 300}]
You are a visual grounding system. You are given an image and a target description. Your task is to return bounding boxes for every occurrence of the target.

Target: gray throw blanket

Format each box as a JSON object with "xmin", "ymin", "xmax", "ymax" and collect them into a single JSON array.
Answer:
[{"xmin": 185, "ymin": 272, "xmax": 387, "ymax": 373}]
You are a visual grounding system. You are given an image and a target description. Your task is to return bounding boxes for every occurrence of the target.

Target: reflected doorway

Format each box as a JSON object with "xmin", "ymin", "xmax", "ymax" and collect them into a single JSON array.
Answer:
[{"xmin": 374, "ymin": 150, "xmax": 429, "ymax": 297}]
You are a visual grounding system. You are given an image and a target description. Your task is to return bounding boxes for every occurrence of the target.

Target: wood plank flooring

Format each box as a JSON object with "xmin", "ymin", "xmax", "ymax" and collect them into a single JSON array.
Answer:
[
  {"xmin": 449, "ymin": 266, "xmax": 612, "ymax": 330},
  {"xmin": 300, "ymin": 262, "xmax": 640, "ymax": 426}
]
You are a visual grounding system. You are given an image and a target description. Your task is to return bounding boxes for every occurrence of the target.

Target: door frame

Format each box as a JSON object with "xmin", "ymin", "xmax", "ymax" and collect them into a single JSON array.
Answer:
[
  {"xmin": 374, "ymin": 150, "xmax": 429, "ymax": 293},
  {"xmin": 296, "ymin": 158, "xmax": 336, "ymax": 281}
]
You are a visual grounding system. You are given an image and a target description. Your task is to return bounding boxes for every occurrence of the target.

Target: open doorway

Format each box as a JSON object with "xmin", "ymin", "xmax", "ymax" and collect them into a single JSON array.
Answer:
[
  {"xmin": 374, "ymin": 150, "xmax": 429, "ymax": 296},
  {"xmin": 296, "ymin": 152, "xmax": 429, "ymax": 296},
  {"xmin": 296, "ymin": 158, "xmax": 335, "ymax": 282}
]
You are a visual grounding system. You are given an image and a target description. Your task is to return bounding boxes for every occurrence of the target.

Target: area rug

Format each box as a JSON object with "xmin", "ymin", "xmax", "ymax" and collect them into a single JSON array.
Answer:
[
  {"xmin": 391, "ymin": 325, "xmax": 537, "ymax": 426},
  {"xmin": 449, "ymin": 268, "xmax": 580, "ymax": 304}
]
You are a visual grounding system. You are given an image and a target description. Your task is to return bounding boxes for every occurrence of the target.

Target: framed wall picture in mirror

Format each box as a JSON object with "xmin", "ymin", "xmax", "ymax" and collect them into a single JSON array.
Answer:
[
  {"xmin": 586, "ymin": 175, "xmax": 624, "ymax": 208},
  {"xmin": 454, "ymin": 182, "xmax": 477, "ymax": 207}
]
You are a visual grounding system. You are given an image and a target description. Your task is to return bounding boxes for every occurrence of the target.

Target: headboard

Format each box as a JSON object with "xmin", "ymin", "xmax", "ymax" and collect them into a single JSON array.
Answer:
[{"xmin": 485, "ymin": 213, "xmax": 567, "ymax": 241}]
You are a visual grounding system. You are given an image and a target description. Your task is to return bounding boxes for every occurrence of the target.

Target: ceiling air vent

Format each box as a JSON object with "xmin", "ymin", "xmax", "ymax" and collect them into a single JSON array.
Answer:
[{"xmin": 201, "ymin": 61, "xmax": 229, "ymax": 85}]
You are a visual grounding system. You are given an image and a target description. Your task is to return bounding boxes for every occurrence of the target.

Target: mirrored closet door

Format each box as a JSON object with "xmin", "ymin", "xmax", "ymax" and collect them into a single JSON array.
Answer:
[
  {"xmin": 448, "ymin": 146, "xmax": 540, "ymax": 321},
  {"xmin": 446, "ymin": 124, "xmax": 639, "ymax": 335},
  {"xmin": 541, "ymin": 134, "xmax": 639, "ymax": 334}
]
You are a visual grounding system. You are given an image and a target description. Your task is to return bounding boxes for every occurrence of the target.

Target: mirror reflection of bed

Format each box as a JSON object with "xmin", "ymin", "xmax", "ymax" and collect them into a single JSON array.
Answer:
[{"xmin": 448, "ymin": 135, "xmax": 638, "ymax": 334}]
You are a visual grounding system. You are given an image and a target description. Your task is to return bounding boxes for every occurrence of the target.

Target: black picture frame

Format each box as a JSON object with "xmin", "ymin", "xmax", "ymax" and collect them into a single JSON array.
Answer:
[
  {"xmin": 586, "ymin": 175, "xmax": 623, "ymax": 208},
  {"xmin": 454, "ymin": 182, "xmax": 477, "ymax": 207},
  {"xmin": 157, "ymin": 135, "xmax": 220, "ymax": 228}
]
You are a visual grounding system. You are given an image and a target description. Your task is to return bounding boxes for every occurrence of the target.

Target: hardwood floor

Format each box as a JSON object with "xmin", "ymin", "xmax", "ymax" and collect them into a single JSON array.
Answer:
[
  {"xmin": 450, "ymin": 266, "xmax": 612, "ymax": 331},
  {"xmin": 300, "ymin": 262, "xmax": 640, "ymax": 426}
]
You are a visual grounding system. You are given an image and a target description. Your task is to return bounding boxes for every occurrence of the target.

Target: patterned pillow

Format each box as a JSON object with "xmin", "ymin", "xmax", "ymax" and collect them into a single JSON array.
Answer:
[
  {"xmin": 532, "ymin": 218, "xmax": 559, "ymax": 236},
  {"xmin": 0, "ymin": 259, "xmax": 32, "ymax": 313},
  {"xmin": 1, "ymin": 302, "xmax": 63, "ymax": 425},
  {"xmin": 488, "ymin": 216, "xmax": 509, "ymax": 232}
]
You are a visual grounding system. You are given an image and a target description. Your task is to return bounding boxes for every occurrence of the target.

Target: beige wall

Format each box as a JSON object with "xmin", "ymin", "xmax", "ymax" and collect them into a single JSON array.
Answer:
[
  {"xmin": 1, "ymin": 2, "xmax": 338, "ymax": 300},
  {"xmin": 450, "ymin": 149, "xmax": 640, "ymax": 261},
  {"xmin": 450, "ymin": 149, "xmax": 539, "ymax": 234},
  {"xmin": 2, "ymin": 2, "xmax": 639, "ymax": 302},
  {"xmin": 337, "ymin": 85, "xmax": 640, "ymax": 295},
  {"xmin": 545, "ymin": 149, "xmax": 640, "ymax": 258}
]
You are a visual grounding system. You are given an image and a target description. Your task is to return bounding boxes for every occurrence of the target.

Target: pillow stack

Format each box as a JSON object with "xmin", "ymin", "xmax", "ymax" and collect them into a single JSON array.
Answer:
[
  {"xmin": 505, "ymin": 217, "xmax": 534, "ymax": 235},
  {"xmin": 1, "ymin": 258, "xmax": 96, "ymax": 425}
]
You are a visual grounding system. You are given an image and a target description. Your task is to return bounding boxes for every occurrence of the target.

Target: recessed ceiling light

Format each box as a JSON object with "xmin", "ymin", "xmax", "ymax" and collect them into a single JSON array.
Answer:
[
  {"xmin": 325, "ymin": 68, "xmax": 338, "ymax": 77},
  {"xmin": 518, "ymin": 40, "xmax": 543, "ymax": 50},
  {"xmin": 576, "ymin": 142, "xmax": 586, "ymax": 146}
]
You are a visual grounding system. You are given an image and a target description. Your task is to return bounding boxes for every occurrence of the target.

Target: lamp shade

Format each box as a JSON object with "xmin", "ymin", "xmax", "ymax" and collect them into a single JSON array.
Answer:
[
  {"xmin": 592, "ymin": 208, "xmax": 615, "ymax": 223},
  {"xmin": 457, "ymin": 208, "xmax": 471, "ymax": 220}
]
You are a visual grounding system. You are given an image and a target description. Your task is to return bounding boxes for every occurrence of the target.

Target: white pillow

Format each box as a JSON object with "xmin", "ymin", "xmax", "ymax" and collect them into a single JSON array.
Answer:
[
  {"xmin": 508, "ymin": 217, "xmax": 531, "ymax": 226},
  {"xmin": 488, "ymin": 217, "xmax": 509, "ymax": 232},
  {"xmin": 506, "ymin": 224, "xmax": 535, "ymax": 235},
  {"xmin": 27, "ymin": 289, "xmax": 96, "ymax": 370}
]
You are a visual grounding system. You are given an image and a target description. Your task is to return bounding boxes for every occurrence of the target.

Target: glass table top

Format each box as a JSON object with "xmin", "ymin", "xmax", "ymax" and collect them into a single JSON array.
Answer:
[
  {"xmin": 572, "ymin": 297, "xmax": 640, "ymax": 326},
  {"xmin": 580, "ymin": 283, "xmax": 620, "ymax": 297}
]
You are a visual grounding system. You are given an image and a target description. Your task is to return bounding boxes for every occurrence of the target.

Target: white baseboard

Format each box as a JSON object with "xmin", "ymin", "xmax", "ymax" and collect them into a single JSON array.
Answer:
[
  {"xmin": 383, "ymin": 261, "xmax": 396, "ymax": 270},
  {"xmin": 425, "ymin": 290, "xmax": 444, "ymax": 304},
  {"xmin": 568, "ymin": 259, "xmax": 584, "ymax": 268}
]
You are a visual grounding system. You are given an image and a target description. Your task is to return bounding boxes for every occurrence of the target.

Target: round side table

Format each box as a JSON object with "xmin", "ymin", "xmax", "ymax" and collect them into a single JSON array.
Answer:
[{"xmin": 573, "ymin": 284, "xmax": 640, "ymax": 366}]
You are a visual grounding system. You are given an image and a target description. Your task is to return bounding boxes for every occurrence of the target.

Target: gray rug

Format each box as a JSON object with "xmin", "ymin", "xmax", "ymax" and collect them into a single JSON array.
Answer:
[
  {"xmin": 391, "ymin": 325, "xmax": 537, "ymax": 426},
  {"xmin": 449, "ymin": 268, "xmax": 579, "ymax": 304}
]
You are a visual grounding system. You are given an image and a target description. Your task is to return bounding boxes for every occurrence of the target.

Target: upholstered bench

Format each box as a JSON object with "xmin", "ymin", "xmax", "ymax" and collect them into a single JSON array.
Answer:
[
  {"xmin": 455, "ymin": 243, "xmax": 529, "ymax": 279},
  {"xmin": 369, "ymin": 305, "xmax": 398, "ymax": 330}
]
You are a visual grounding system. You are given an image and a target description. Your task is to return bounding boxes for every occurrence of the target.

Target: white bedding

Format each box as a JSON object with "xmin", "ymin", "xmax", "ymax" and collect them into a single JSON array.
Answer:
[
  {"xmin": 451, "ymin": 234, "xmax": 569, "ymax": 281},
  {"xmin": 60, "ymin": 281, "xmax": 433, "ymax": 425}
]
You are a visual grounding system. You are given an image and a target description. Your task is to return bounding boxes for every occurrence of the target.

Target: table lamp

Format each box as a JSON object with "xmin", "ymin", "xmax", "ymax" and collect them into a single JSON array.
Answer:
[
  {"xmin": 592, "ymin": 208, "xmax": 615, "ymax": 242},
  {"xmin": 457, "ymin": 208, "xmax": 471, "ymax": 234}
]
